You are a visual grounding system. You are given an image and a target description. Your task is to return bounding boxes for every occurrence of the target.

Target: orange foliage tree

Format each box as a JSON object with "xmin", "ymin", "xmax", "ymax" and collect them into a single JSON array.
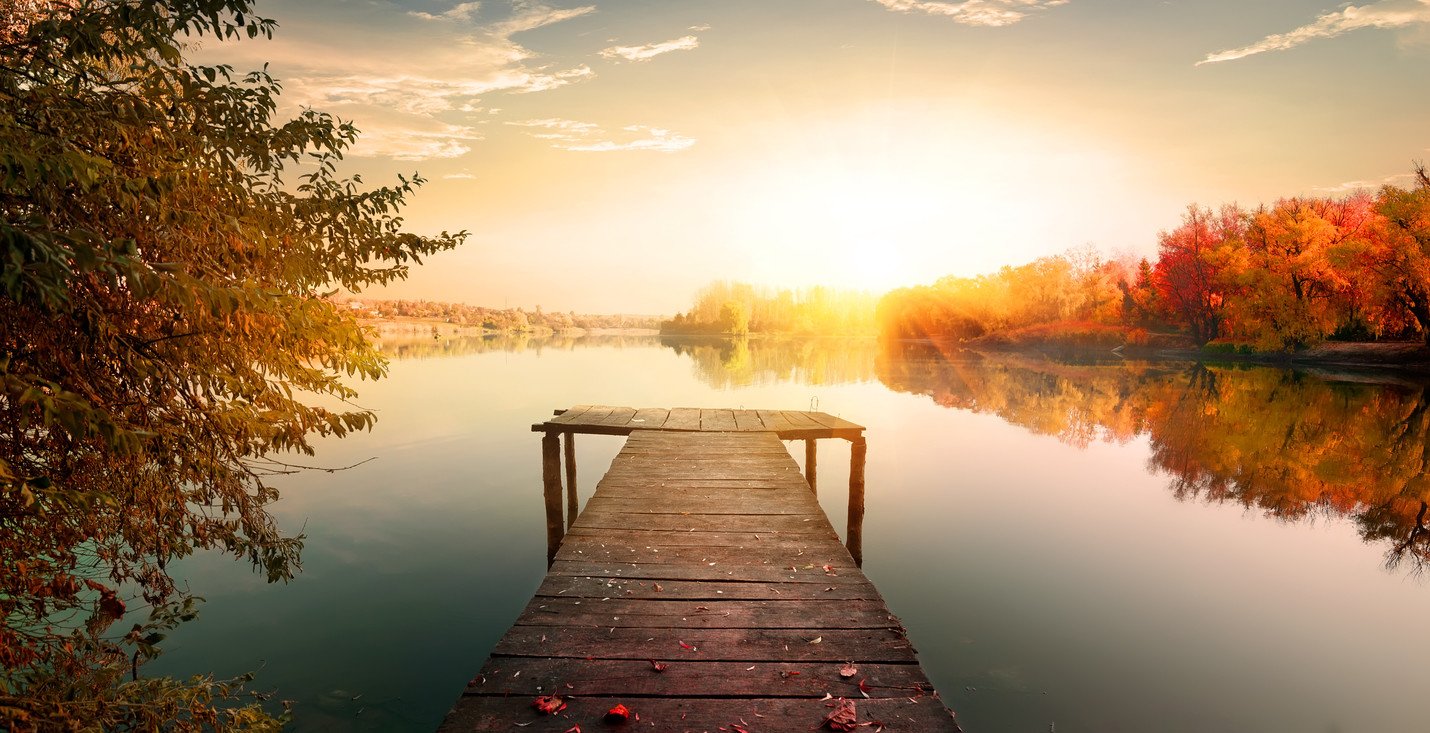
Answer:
[{"xmin": 878, "ymin": 164, "xmax": 1430, "ymax": 352}]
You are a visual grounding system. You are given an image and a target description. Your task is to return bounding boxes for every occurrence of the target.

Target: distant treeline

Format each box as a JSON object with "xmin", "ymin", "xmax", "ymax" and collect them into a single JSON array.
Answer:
[
  {"xmin": 660, "ymin": 282, "xmax": 878, "ymax": 336},
  {"xmin": 341, "ymin": 298, "xmax": 661, "ymax": 332},
  {"xmin": 880, "ymin": 165, "xmax": 1430, "ymax": 350}
]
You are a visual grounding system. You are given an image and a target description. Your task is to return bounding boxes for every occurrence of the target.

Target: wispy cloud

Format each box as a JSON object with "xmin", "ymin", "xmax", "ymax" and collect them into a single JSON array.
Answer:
[
  {"xmin": 443, "ymin": 172, "xmax": 479, "ymax": 180},
  {"xmin": 493, "ymin": 2, "xmax": 596, "ymax": 34},
  {"xmin": 1313, "ymin": 171, "xmax": 1417, "ymax": 193},
  {"xmin": 350, "ymin": 119, "xmax": 483, "ymax": 161},
  {"xmin": 600, "ymin": 35, "xmax": 700, "ymax": 62},
  {"xmin": 1198, "ymin": 0, "xmax": 1430, "ymax": 65},
  {"xmin": 409, "ymin": 2, "xmax": 482, "ymax": 22},
  {"xmin": 200, "ymin": 1, "xmax": 598, "ymax": 161},
  {"xmin": 869, "ymin": 0, "xmax": 1068, "ymax": 27},
  {"xmin": 508, "ymin": 119, "xmax": 695, "ymax": 152}
]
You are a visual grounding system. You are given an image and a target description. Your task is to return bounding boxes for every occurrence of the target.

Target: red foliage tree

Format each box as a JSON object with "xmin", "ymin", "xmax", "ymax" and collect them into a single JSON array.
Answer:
[{"xmin": 1152, "ymin": 204, "xmax": 1247, "ymax": 345}]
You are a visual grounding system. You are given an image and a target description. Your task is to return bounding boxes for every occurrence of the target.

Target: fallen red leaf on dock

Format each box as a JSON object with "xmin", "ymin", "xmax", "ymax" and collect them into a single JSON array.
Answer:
[
  {"xmin": 532, "ymin": 695, "xmax": 566, "ymax": 715},
  {"xmin": 604, "ymin": 703, "xmax": 632, "ymax": 724},
  {"xmin": 650, "ymin": 660, "xmax": 669, "ymax": 672},
  {"xmin": 821, "ymin": 698, "xmax": 859, "ymax": 731},
  {"xmin": 839, "ymin": 663, "xmax": 858, "ymax": 679}
]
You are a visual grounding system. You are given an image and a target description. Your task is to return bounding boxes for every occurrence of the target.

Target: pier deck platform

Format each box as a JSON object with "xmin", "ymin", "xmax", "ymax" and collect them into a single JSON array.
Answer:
[{"xmin": 439, "ymin": 407, "xmax": 961, "ymax": 732}]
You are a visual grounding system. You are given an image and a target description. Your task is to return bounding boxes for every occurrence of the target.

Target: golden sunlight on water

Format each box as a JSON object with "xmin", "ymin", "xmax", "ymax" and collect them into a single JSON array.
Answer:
[{"xmin": 149, "ymin": 335, "xmax": 1429, "ymax": 732}]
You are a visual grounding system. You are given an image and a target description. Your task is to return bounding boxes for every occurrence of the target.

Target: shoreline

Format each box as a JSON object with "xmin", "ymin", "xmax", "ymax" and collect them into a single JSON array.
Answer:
[{"xmin": 941, "ymin": 338, "xmax": 1430, "ymax": 376}]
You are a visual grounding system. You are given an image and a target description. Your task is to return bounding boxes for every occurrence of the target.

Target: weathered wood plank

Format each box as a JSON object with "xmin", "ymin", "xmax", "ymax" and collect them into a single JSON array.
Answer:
[
  {"xmin": 598, "ymin": 406, "xmax": 638, "ymax": 427},
  {"xmin": 492, "ymin": 626, "xmax": 916, "ymax": 662},
  {"xmin": 441, "ymin": 695, "xmax": 959, "ymax": 733},
  {"xmin": 535, "ymin": 405, "xmax": 865, "ymax": 437},
  {"xmin": 581, "ymin": 496, "xmax": 822, "ymax": 515},
  {"xmin": 554, "ymin": 539, "xmax": 858, "ymax": 567},
  {"xmin": 444, "ymin": 415, "xmax": 956, "ymax": 732},
  {"xmin": 460, "ymin": 658, "xmax": 933, "ymax": 698},
  {"xmin": 663, "ymin": 407, "xmax": 702, "ymax": 430},
  {"xmin": 807, "ymin": 411, "xmax": 865, "ymax": 431},
  {"xmin": 733, "ymin": 409, "xmax": 764, "ymax": 430},
  {"xmin": 780, "ymin": 410, "xmax": 823, "ymax": 428},
  {"xmin": 559, "ymin": 527, "xmax": 850, "ymax": 547},
  {"xmin": 757, "ymin": 409, "xmax": 790, "ymax": 432},
  {"xmin": 546, "ymin": 561, "xmax": 867, "ymax": 584},
  {"xmin": 515, "ymin": 598, "xmax": 899, "ymax": 630},
  {"xmin": 569, "ymin": 512, "xmax": 837, "ymax": 534},
  {"xmin": 544, "ymin": 405, "xmax": 592, "ymax": 425},
  {"xmin": 629, "ymin": 407, "xmax": 670, "ymax": 428},
  {"xmin": 700, "ymin": 408, "xmax": 738, "ymax": 431},
  {"xmin": 534, "ymin": 575, "xmax": 881, "ymax": 600}
]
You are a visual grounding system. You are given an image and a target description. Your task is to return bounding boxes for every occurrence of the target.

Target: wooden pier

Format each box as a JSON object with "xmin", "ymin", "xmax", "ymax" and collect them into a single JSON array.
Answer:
[{"xmin": 440, "ymin": 406, "xmax": 961, "ymax": 732}]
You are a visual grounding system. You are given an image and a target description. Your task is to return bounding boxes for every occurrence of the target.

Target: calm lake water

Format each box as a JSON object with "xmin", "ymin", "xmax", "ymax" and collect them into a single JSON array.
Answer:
[{"xmin": 151, "ymin": 333, "xmax": 1430, "ymax": 732}]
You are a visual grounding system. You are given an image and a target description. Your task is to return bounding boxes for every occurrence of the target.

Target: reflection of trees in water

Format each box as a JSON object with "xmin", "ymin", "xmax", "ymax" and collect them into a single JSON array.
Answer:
[
  {"xmin": 376, "ymin": 331, "xmax": 661, "ymax": 360},
  {"xmin": 659, "ymin": 336, "xmax": 880, "ymax": 388},
  {"xmin": 877, "ymin": 341, "xmax": 1430, "ymax": 574}
]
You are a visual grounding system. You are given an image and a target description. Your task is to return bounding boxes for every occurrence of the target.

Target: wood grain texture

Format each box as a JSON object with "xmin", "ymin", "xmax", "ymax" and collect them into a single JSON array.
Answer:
[
  {"xmin": 441, "ymin": 427, "xmax": 959, "ymax": 732},
  {"xmin": 532, "ymin": 404, "xmax": 865, "ymax": 440}
]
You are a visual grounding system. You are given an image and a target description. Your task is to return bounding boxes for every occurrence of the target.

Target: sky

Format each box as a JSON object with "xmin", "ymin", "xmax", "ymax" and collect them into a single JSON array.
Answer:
[{"xmin": 204, "ymin": 0, "xmax": 1430, "ymax": 313}]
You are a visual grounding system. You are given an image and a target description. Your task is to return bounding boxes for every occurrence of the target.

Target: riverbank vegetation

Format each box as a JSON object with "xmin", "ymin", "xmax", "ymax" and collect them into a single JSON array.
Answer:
[
  {"xmin": 0, "ymin": 2, "xmax": 460, "ymax": 728},
  {"xmin": 660, "ymin": 282, "xmax": 878, "ymax": 336},
  {"xmin": 879, "ymin": 169, "xmax": 1430, "ymax": 353},
  {"xmin": 340, "ymin": 298, "xmax": 660, "ymax": 332}
]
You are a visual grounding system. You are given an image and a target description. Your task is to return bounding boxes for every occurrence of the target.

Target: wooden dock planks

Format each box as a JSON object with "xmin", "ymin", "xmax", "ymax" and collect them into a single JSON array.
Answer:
[
  {"xmin": 533, "ymin": 406, "xmax": 864, "ymax": 440},
  {"xmin": 441, "ymin": 430, "xmax": 960, "ymax": 732}
]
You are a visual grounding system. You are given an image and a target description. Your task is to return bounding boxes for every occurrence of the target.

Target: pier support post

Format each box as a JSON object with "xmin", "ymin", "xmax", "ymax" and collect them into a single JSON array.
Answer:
[
  {"xmin": 805, "ymin": 439, "xmax": 818, "ymax": 495},
  {"xmin": 847, "ymin": 434, "xmax": 866, "ymax": 567},
  {"xmin": 563, "ymin": 432, "xmax": 578, "ymax": 529},
  {"xmin": 542, "ymin": 431, "xmax": 564, "ymax": 566}
]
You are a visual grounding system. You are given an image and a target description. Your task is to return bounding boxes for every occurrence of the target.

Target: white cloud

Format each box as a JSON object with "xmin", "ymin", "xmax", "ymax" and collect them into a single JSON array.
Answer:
[
  {"xmin": 443, "ymin": 172, "xmax": 479, "ymax": 180},
  {"xmin": 409, "ymin": 2, "xmax": 482, "ymax": 22},
  {"xmin": 1198, "ymin": 0, "xmax": 1430, "ymax": 65},
  {"xmin": 688, "ymin": 24, "xmax": 712, "ymax": 31},
  {"xmin": 349, "ymin": 119, "xmax": 483, "ymax": 161},
  {"xmin": 508, "ymin": 119, "xmax": 695, "ymax": 152},
  {"xmin": 494, "ymin": 2, "xmax": 596, "ymax": 35},
  {"xmin": 1313, "ymin": 171, "xmax": 1417, "ymax": 193},
  {"xmin": 196, "ymin": 1, "xmax": 599, "ymax": 161},
  {"xmin": 869, "ymin": 0, "xmax": 1068, "ymax": 27},
  {"xmin": 600, "ymin": 35, "xmax": 700, "ymax": 62}
]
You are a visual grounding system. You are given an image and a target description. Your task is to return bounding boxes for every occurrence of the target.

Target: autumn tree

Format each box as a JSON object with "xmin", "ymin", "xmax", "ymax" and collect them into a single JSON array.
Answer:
[
  {"xmin": 1364, "ymin": 166, "xmax": 1430, "ymax": 345},
  {"xmin": 1153, "ymin": 204, "xmax": 1247, "ymax": 345},
  {"xmin": 1231, "ymin": 194, "xmax": 1374, "ymax": 348},
  {"xmin": 0, "ymin": 1, "xmax": 463, "ymax": 728}
]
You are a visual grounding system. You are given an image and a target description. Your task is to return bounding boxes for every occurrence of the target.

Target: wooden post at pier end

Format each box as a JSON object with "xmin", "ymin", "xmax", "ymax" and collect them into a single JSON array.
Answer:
[
  {"xmin": 540, "ymin": 431, "xmax": 563, "ymax": 566},
  {"xmin": 847, "ymin": 434, "xmax": 867, "ymax": 567},
  {"xmin": 562, "ymin": 432, "xmax": 578, "ymax": 529},
  {"xmin": 805, "ymin": 438, "xmax": 818, "ymax": 495},
  {"xmin": 450, "ymin": 409, "xmax": 965, "ymax": 732}
]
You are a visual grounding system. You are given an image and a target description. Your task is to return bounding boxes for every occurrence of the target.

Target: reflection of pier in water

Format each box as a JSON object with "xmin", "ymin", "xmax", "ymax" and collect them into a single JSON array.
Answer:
[{"xmin": 440, "ymin": 406, "xmax": 961, "ymax": 732}]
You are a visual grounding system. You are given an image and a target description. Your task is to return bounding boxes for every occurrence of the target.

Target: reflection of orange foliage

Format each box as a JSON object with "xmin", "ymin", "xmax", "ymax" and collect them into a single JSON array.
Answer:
[
  {"xmin": 976, "ymin": 320, "xmax": 1134, "ymax": 350},
  {"xmin": 877, "ymin": 342, "xmax": 1430, "ymax": 572}
]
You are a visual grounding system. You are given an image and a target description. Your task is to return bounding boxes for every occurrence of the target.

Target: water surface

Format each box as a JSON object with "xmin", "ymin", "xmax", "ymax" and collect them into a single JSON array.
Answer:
[{"xmin": 152, "ymin": 334, "xmax": 1430, "ymax": 732}]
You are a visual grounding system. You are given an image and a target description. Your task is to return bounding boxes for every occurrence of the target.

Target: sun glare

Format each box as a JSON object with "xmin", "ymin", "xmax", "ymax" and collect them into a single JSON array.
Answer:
[{"xmin": 718, "ymin": 107, "xmax": 1148, "ymax": 295}]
